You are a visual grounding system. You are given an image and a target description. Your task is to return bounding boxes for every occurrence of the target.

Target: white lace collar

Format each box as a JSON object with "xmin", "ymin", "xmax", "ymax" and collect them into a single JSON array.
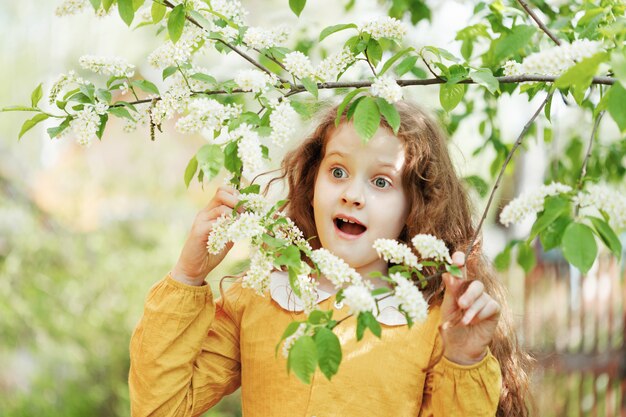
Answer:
[{"xmin": 268, "ymin": 270, "xmax": 408, "ymax": 326}]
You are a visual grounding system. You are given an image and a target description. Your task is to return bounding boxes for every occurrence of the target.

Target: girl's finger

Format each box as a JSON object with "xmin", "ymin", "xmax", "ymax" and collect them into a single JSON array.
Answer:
[
  {"xmin": 457, "ymin": 280, "xmax": 485, "ymax": 309},
  {"xmin": 475, "ymin": 299, "xmax": 501, "ymax": 321},
  {"xmin": 204, "ymin": 188, "xmax": 240, "ymax": 212},
  {"xmin": 461, "ymin": 293, "xmax": 489, "ymax": 325},
  {"xmin": 451, "ymin": 251, "xmax": 465, "ymax": 267}
]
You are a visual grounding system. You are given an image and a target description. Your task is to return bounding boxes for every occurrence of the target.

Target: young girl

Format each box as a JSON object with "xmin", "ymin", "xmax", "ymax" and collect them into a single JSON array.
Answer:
[{"xmin": 129, "ymin": 101, "xmax": 533, "ymax": 417}]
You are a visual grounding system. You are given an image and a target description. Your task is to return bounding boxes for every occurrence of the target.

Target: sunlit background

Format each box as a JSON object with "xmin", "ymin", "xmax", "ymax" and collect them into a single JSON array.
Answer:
[{"xmin": 0, "ymin": 1, "xmax": 623, "ymax": 416}]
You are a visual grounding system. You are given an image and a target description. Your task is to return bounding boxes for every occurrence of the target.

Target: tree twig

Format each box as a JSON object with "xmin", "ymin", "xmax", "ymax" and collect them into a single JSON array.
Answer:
[
  {"xmin": 577, "ymin": 111, "xmax": 604, "ymax": 191},
  {"xmin": 463, "ymin": 90, "xmax": 555, "ymax": 261},
  {"xmin": 516, "ymin": 0, "xmax": 561, "ymax": 46}
]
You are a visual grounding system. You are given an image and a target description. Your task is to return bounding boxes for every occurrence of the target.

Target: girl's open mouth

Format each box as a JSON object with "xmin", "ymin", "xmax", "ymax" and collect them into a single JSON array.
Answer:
[{"xmin": 334, "ymin": 216, "xmax": 367, "ymax": 237}]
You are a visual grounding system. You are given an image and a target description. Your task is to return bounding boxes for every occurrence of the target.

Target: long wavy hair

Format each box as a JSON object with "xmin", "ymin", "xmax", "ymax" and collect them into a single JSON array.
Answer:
[{"xmin": 273, "ymin": 100, "xmax": 534, "ymax": 416}]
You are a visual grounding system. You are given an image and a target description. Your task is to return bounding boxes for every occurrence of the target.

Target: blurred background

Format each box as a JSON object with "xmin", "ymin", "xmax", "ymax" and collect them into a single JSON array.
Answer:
[{"xmin": 0, "ymin": 1, "xmax": 623, "ymax": 416}]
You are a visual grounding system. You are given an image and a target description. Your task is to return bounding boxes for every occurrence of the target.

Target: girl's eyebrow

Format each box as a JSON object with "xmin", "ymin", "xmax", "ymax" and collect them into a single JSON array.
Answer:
[{"xmin": 326, "ymin": 150, "xmax": 400, "ymax": 172}]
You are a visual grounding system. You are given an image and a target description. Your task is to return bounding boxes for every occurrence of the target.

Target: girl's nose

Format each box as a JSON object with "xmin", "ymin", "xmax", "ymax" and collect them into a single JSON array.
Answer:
[{"xmin": 341, "ymin": 181, "xmax": 365, "ymax": 207}]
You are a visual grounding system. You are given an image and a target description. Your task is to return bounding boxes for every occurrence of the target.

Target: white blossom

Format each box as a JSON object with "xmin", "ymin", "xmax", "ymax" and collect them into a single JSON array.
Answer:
[
  {"xmin": 243, "ymin": 25, "xmax": 290, "ymax": 49},
  {"xmin": 79, "ymin": 55, "xmax": 135, "ymax": 78},
  {"xmin": 230, "ymin": 124, "xmax": 265, "ymax": 179},
  {"xmin": 207, "ymin": 213, "xmax": 233, "ymax": 254},
  {"xmin": 309, "ymin": 248, "xmax": 362, "ymax": 288},
  {"xmin": 241, "ymin": 193, "xmax": 271, "ymax": 216},
  {"xmin": 150, "ymin": 81, "xmax": 192, "ymax": 126},
  {"xmin": 294, "ymin": 262, "xmax": 319, "ymax": 313},
  {"xmin": 360, "ymin": 16, "xmax": 408, "ymax": 41},
  {"xmin": 227, "ymin": 211, "xmax": 265, "ymax": 241},
  {"xmin": 49, "ymin": 71, "xmax": 84, "ymax": 104},
  {"xmin": 148, "ymin": 26, "xmax": 206, "ymax": 68},
  {"xmin": 234, "ymin": 69, "xmax": 278, "ymax": 93},
  {"xmin": 282, "ymin": 323, "xmax": 309, "ymax": 358},
  {"xmin": 242, "ymin": 248, "xmax": 274, "ymax": 295},
  {"xmin": 411, "ymin": 234, "xmax": 452, "ymax": 263},
  {"xmin": 503, "ymin": 39, "xmax": 603, "ymax": 76},
  {"xmin": 211, "ymin": 0, "xmax": 247, "ymax": 26},
  {"xmin": 370, "ymin": 75, "xmax": 403, "ymax": 104},
  {"xmin": 373, "ymin": 239, "xmax": 422, "ymax": 270},
  {"xmin": 283, "ymin": 51, "xmax": 314, "ymax": 79},
  {"xmin": 499, "ymin": 182, "xmax": 573, "ymax": 227},
  {"xmin": 314, "ymin": 48, "xmax": 356, "ymax": 82},
  {"xmin": 342, "ymin": 284, "xmax": 376, "ymax": 314},
  {"xmin": 274, "ymin": 217, "xmax": 312, "ymax": 252},
  {"xmin": 55, "ymin": 0, "xmax": 88, "ymax": 16},
  {"xmin": 94, "ymin": 100, "xmax": 109, "ymax": 115},
  {"xmin": 390, "ymin": 273, "xmax": 428, "ymax": 323},
  {"xmin": 70, "ymin": 106, "xmax": 101, "ymax": 146},
  {"xmin": 573, "ymin": 184, "xmax": 626, "ymax": 230},
  {"xmin": 176, "ymin": 98, "xmax": 242, "ymax": 134},
  {"xmin": 269, "ymin": 100, "xmax": 299, "ymax": 147}
]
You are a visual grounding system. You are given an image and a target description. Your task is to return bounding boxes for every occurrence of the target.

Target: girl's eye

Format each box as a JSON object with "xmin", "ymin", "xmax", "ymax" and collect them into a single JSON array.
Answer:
[
  {"xmin": 374, "ymin": 177, "xmax": 390, "ymax": 188},
  {"xmin": 331, "ymin": 167, "xmax": 346, "ymax": 179}
]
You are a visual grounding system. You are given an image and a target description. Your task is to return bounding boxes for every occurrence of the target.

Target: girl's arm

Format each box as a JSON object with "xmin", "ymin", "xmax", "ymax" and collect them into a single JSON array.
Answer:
[{"xmin": 129, "ymin": 186, "xmax": 244, "ymax": 417}]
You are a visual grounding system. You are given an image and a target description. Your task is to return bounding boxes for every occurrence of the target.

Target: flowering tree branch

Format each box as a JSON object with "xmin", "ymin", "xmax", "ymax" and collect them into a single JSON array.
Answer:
[
  {"xmin": 515, "ymin": 0, "xmax": 562, "ymax": 46},
  {"xmin": 464, "ymin": 90, "xmax": 555, "ymax": 261}
]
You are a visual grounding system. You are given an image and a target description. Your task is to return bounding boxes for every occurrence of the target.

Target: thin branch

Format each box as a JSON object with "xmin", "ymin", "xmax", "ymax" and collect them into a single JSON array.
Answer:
[
  {"xmin": 577, "ymin": 111, "xmax": 604, "ymax": 191},
  {"xmin": 516, "ymin": 0, "xmax": 561, "ymax": 46},
  {"xmin": 464, "ymin": 90, "xmax": 555, "ymax": 261}
]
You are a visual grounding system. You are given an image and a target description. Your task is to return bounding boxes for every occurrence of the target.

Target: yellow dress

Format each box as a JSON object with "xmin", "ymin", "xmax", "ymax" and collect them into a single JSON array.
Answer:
[{"xmin": 129, "ymin": 272, "xmax": 502, "ymax": 417}]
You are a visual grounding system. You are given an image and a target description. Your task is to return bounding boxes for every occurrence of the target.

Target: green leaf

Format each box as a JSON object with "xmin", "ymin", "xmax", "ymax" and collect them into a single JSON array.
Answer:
[
  {"xmin": 380, "ymin": 47, "xmax": 414, "ymax": 76},
  {"xmin": 493, "ymin": 25, "xmax": 536, "ymax": 63},
  {"xmin": 395, "ymin": 55, "xmax": 418, "ymax": 76},
  {"xmin": 19, "ymin": 113, "xmax": 49, "ymax": 140},
  {"xmin": 446, "ymin": 64, "xmax": 469, "ymax": 84},
  {"xmin": 366, "ymin": 39, "xmax": 382, "ymax": 67},
  {"xmin": 353, "ymin": 96, "xmax": 380, "ymax": 142},
  {"xmin": 314, "ymin": 328, "xmax": 342, "ymax": 380},
  {"xmin": 308, "ymin": 310, "xmax": 331, "ymax": 325},
  {"xmin": 196, "ymin": 144, "xmax": 224, "ymax": 181},
  {"xmin": 102, "ymin": 0, "xmax": 113, "ymax": 12},
  {"xmin": 118, "ymin": 0, "xmax": 135, "ymax": 26},
  {"xmin": 516, "ymin": 243, "xmax": 536, "ymax": 274},
  {"xmin": 494, "ymin": 244, "xmax": 512, "ymax": 271},
  {"xmin": 539, "ymin": 215, "xmax": 571, "ymax": 251},
  {"xmin": 607, "ymin": 83, "xmax": 626, "ymax": 132},
  {"xmin": 151, "ymin": 1, "xmax": 166, "ymax": 23},
  {"xmin": 289, "ymin": 0, "xmax": 306, "ymax": 17},
  {"xmin": 96, "ymin": 114, "xmax": 108, "ymax": 139},
  {"xmin": 362, "ymin": 311, "xmax": 381, "ymax": 338},
  {"xmin": 89, "ymin": 0, "xmax": 101, "ymax": 10},
  {"xmin": 561, "ymin": 222, "xmax": 598, "ymax": 273},
  {"xmin": 555, "ymin": 52, "xmax": 608, "ymax": 105},
  {"xmin": 319, "ymin": 23, "xmax": 357, "ymax": 41},
  {"xmin": 529, "ymin": 196, "xmax": 570, "ymax": 241},
  {"xmin": 47, "ymin": 116, "xmax": 72, "ymax": 139},
  {"xmin": 276, "ymin": 321, "xmax": 302, "ymax": 356},
  {"xmin": 301, "ymin": 77, "xmax": 318, "ymax": 99},
  {"xmin": 288, "ymin": 335, "xmax": 317, "ymax": 384},
  {"xmin": 469, "ymin": 68, "xmax": 499, "ymax": 94},
  {"xmin": 108, "ymin": 106, "xmax": 134, "ymax": 121},
  {"xmin": 162, "ymin": 66, "xmax": 178, "ymax": 80},
  {"xmin": 275, "ymin": 245, "xmax": 301, "ymax": 269},
  {"xmin": 132, "ymin": 80, "xmax": 160, "ymax": 95},
  {"xmin": 184, "ymin": 156, "xmax": 198, "ymax": 188},
  {"xmin": 439, "ymin": 83, "xmax": 465, "ymax": 112},
  {"xmin": 375, "ymin": 97, "xmax": 400, "ymax": 134},
  {"xmin": 224, "ymin": 141, "xmax": 242, "ymax": 174},
  {"xmin": 463, "ymin": 175, "xmax": 488, "ymax": 197},
  {"xmin": 445, "ymin": 264, "xmax": 463, "ymax": 278},
  {"xmin": 168, "ymin": 4, "xmax": 186, "ymax": 43},
  {"xmin": 190, "ymin": 73, "xmax": 217, "ymax": 85},
  {"xmin": 588, "ymin": 216, "xmax": 622, "ymax": 259},
  {"xmin": 30, "ymin": 83, "xmax": 43, "ymax": 108},
  {"xmin": 610, "ymin": 50, "xmax": 626, "ymax": 88},
  {"xmin": 335, "ymin": 88, "xmax": 365, "ymax": 126}
]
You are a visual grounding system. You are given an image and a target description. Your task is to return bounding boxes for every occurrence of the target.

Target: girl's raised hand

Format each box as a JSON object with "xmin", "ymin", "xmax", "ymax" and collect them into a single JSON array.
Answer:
[
  {"xmin": 170, "ymin": 186, "xmax": 242, "ymax": 286},
  {"xmin": 440, "ymin": 252, "xmax": 501, "ymax": 365}
]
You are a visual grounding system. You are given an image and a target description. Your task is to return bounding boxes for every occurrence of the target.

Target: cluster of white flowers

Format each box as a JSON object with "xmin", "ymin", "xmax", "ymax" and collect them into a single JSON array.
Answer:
[
  {"xmin": 243, "ymin": 25, "xmax": 290, "ymax": 50},
  {"xmin": 240, "ymin": 193, "xmax": 271, "ymax": 216},
  {"xmin": 294, "ymin": 263, "xmax": 319, "ymax": 313},
  {"xmin": 211, "ymin": 0, "xmax": 247, "ymax": 26},
  {"xmin": 79, "ymin": 55, "xmax": 135, "ymax": 78},
  {"xmin": 150, "ymin": 81, "xmax": 192, "ymax": 126},
  {"xmin": 207, "ymin": 214, "xmax": 234, "ymax": 254},
  {"xmin": 230, "ymin": 123, "xmax": 265, "ymax": 179},
  {"xmin": 342, "ymin": 284, "xmax": 376, "ymax": 314},
  {"xmin": 309, "ymin": 248, "xmax": 362, "ymax": 288},
  {"xmin": 269, "ymin": 100, "xmax": 299, "ymax": 147},
  {"xmin": 370, "ymin": 75, "xmax": 403, "ymax": 104},
  {"xmin": 314, "ymin": 48, "xmax": 356, "ymax": 82},
  {"xmin": 70, "ymin": 106, "xmax": 101, "ymax": 146},
  {"xmin": 242, "ymin": 249, "xmax": 274, "ymax": 295},
  {"xmin": 49, "ymin": 70, "xmax": 85, "ymax": 104},
  {"xmin": 274, "ymin": 217, "xmax": 312, "ymax": 252},
  {"xmin": 176, "ymin": 98, "xmax": 242, "ymax": 134},
  {"xmin": 148, "ymin": 26, "xmax": 206, "ymax": 68},
  {"xmin": 234, "ymin": 69, "xmax": 279, "ymax": 93},
  {"xmin": 411, "ymin": 234, "xmax": 452, "ymax": 263},
  {"xmin": 281, "ymin": 323, "xmax": 310, "ymax": 358},
  {"xmin": 372, "ymin": 239, "xmax": 422, "ymax": 270},
  {"xmin": 573, "ymin": 184, "xmax": 626, "ymax": 230},
  {"xmin": 503, "ymin": 39, "xmax": 603, "ymax": 76},
  {"xmin": 227, "ymin": 211, "xmax": 265, "ymax": 241},
  {"xmin": 499, "ymin": 182, "xmax": 573, "ymax": 227},
  {"xmin": 55, "ymin": 0, "xmax": 87, "ymax": 16},
  {"xmin": 390, "ymin": 273, "xmax": 428, "ymax": 323},
  {"xmin": 94, "ymin": 99, "xmax": 109, "ymax": 115},
  {"xmin": 360, "ymin": 16, "xmax": 408, "ymax": 40},
  {"xmin": 283, "ymin": 51, "xmax": 314, "ymax": 79}
]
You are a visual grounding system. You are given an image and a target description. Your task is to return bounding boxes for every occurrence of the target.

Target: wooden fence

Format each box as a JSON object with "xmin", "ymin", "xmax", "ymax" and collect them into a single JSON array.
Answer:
[{"xmin": 521, "ymin": 251, "xmax": 625, "ymax": 416}]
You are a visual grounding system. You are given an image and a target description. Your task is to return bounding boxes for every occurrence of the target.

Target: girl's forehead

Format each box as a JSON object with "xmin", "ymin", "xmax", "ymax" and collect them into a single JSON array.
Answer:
[{"xmin": 324, "ymin": 123, "xmax": 404, "ymax": 157}]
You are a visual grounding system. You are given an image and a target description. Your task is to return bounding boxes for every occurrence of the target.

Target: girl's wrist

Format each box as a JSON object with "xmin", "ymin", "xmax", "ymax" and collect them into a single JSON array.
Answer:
[
  {"xmin": 170, "ymin": 267, "xmax": 206, "ymax": 286},
  {"xmin": 443, "ymin": 347, "xmax": 489, "ymax": 366}
]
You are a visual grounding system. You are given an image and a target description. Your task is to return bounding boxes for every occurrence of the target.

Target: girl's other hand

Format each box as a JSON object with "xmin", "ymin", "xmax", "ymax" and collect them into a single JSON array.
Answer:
[
  {"xmin": 170, "ymin": 186, "xmax": 242, "ymax": 286},
  {"xmin": 440, "ymin": 251, "xmax": 501, "ymax": 365}
]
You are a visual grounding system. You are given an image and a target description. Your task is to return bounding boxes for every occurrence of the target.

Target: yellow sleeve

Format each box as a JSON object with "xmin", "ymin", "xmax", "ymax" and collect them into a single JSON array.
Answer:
[
  {"xmin": 419, "ymin": 338, "xmax": 502, "ymax": 417},
  {"xmin": 129, "ymin": 274, "xmax": 242, "ymax": 417}
]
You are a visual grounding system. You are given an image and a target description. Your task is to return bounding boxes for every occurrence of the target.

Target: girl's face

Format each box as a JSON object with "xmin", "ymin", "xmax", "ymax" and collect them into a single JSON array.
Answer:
[{"xmin": 313, "ymin": 122, "xmax": 409, "ymax": 278}]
